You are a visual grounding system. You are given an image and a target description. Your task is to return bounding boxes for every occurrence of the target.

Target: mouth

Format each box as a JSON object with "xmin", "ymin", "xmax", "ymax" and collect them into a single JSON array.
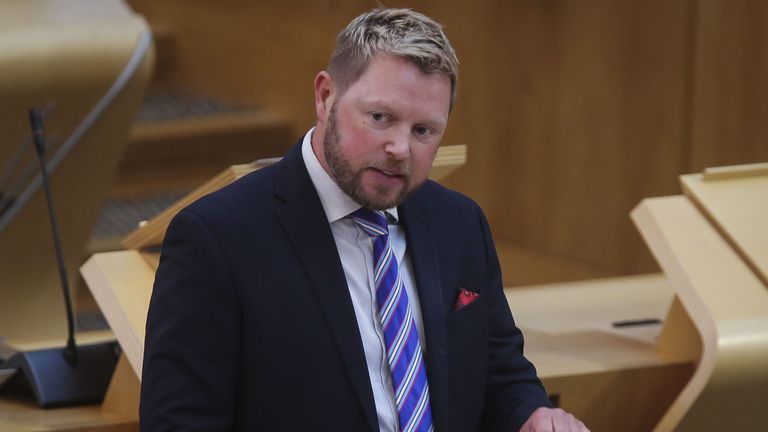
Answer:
[{"xmin": 373, "ymin": 167, "xmax": 405, "ymax": 178}]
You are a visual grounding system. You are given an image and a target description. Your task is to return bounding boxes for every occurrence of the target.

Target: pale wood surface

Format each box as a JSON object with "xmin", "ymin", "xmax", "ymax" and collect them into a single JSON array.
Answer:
[
  {"xmin": 101, "ymin": 355, "xmax": 139, "ymax": 422},
  {"xmin": 120, "ymin": 163, "xmax": 262, "ymax": 250},
  {"xmin": 632, "ymin": 196, "xmax": 768, "ymax": 431},
  {"xmin": 702, "ymin": 161, "xmax": 768, "ymax": 180},
  {"xmin": 681, "ymin": 167, "xmax": 768, "ymax": 286},
  {"xmin": 427, "ymin": 144, "xmax": 466, "ymax": 183},
  {"xmin": 507, "ymin": 274, "xmax": 683, "ymax": 376},
  {"xmin": 79, "ymin": 251, "xmax": 155, "ymax": 378},
  {"xmin": 0, "ymin": 396, "xmax": 136, "ymax": 432},
  {"xmin": 506, "ymin": 274, "xmax": 694, "ymax": 431}
]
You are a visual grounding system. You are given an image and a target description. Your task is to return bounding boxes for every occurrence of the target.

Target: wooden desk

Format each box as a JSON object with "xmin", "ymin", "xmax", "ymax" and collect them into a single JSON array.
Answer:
[
  {"xmin": 0, "ymin": 397, "xmax": 136, "ymax": 432},
  {"xmin": 507, "ymin": 274, "xmax": 695, "ymax": 431}
]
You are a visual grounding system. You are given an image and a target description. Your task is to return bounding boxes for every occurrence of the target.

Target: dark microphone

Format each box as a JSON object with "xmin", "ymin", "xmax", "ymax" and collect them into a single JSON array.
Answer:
[
  {"xmin": 0, "ymin": 108, "xmax": 118, "ymax": 407},
  {"xmin": 29, "ymin": 107, "xmax": 79, "ymax": 367}
]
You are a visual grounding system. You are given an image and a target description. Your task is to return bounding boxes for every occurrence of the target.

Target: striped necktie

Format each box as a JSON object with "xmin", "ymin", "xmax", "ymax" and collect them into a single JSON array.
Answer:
[{"xmin": 350, "ymin": 208, "xmax": 434, "ymax": 432}]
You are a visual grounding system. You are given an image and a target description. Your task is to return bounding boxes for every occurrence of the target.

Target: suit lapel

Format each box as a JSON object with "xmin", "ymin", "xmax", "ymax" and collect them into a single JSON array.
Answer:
[
  {"xmin": 399, "ymin": 193, "xmax": 449, "ymax": 432},
  {"xmin": 274, "ymin": 146, "xmax": 378, "ymax": 432}
]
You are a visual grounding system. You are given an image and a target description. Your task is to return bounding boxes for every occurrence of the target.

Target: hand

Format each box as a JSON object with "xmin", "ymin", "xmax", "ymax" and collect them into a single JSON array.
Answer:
[{"xmin": 519, "ymin": 407, "xmax": 589, "ymax": 432}]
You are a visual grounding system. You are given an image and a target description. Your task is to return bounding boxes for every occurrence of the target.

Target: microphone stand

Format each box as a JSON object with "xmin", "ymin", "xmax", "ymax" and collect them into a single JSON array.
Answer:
[{"xmin": 0, "ymin": 108, "xmax": 119, "ymax": 408}]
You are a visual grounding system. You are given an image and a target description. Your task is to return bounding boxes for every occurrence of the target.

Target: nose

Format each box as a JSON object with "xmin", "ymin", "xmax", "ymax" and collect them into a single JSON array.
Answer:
[{"xmin": 384, "ymin": 127, "xmax": 410, "ymax": 161}]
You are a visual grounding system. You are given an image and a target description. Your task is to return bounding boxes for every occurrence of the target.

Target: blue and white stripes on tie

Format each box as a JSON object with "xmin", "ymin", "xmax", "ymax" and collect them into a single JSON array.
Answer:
[{"xmin": 350, "ymin": 208, "xmax": 434, "ymax": 432}]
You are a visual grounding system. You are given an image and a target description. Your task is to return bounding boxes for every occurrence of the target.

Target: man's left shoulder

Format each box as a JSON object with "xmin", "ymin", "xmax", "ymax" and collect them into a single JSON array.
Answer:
[{"xmin": 408, "ymin": 179, "xmax": 482, "ymax": 215}]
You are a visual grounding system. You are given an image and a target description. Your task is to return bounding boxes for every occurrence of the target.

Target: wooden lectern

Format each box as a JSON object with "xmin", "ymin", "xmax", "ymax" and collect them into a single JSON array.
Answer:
[
  {"xmin": 505, "ymin": 162, "xmax": 768, "ymax": 431},
  {"xmin": 631, "ymin": 162, "xmax": 768, "ymax": 431}
]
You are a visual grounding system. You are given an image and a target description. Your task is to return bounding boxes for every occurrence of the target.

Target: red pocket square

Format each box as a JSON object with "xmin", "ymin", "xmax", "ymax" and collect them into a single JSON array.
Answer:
[{"xmin": 453, "ymin": 288, "xmax": 479, "ymax": 310}]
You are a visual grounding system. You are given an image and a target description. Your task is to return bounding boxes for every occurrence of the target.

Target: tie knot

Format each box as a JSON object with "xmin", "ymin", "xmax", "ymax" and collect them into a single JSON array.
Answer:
[{"xmin": 349, "ymin": 208, "xmax": 388, "ymax": 237}]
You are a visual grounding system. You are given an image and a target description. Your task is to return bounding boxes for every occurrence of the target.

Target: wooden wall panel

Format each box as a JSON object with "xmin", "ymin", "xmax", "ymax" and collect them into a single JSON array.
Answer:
[
  {"xmin": 125, "ymin": 0, "xmax": 501, "ymax": 220},
  {"xmin": 689, "ymin": 0, "xmax": 768, "ymax": 171},
  {"xmin": 483, "ymin": 1, "xmax": 690, "ymax": 276},
  {"xmin": 125, "ymin": 0, "xmax": 767, "ymax": 285}
]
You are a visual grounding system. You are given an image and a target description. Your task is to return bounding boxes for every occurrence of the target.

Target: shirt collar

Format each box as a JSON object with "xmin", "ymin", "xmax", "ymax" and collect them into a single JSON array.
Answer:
[{"xmin": 301, "ymin": 127, "xmax": 399, "ymax": 224}]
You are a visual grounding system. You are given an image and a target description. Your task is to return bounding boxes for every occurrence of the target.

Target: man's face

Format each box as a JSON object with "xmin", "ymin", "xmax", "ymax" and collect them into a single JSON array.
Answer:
[{"xmin": 316, "ymin": 53, "xmax": 451, "ymax": 210}]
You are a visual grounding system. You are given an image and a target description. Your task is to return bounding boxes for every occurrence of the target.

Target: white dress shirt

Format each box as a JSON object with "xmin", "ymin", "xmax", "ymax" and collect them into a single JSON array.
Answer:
[{"xmin": 301, "ymin": 128, "xmax": 427, "ymax": 432}]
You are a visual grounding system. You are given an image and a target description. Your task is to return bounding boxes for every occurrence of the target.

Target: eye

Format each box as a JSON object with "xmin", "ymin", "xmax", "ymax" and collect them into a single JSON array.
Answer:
[
  {"xmin": 371, "ymin": 112, "xmax": 387, "ymax": 122},
  {"xmin": 413, "ymin": 125, "xmax": 433, "ymax": 137}
]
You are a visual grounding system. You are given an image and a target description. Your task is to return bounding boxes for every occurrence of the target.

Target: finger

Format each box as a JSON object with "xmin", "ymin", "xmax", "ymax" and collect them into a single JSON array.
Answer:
[
  {"xmin": 531, "ymin": 415, "xmax": 554, "ymax": 432},
  {"xmin": 566, "ymin": 413, "xmax": 581, "ymax": 430},
  {"xmin": 550, "ymin": 410, "xmax": 569, "ymax": 431},
  {"xmin": 528, "ymin": 417, "xmax": 553, "ymax": 432}
]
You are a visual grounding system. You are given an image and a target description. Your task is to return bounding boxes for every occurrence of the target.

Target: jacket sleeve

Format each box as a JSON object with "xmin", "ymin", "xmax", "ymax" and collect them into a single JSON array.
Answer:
[
  {"xmin": 140, "ymin": 208, "xmax": 240, "ymax": 431},
  {"xmin": 475, "ymin": 205, "xmax": 553, "ymax": 432}
]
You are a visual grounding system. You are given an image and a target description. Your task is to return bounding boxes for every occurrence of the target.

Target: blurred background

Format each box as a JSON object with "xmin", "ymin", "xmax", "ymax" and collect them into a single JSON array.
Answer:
[
  {"xmin": 2, "ymin": 2, "xmax": 765, "ymax": 429},
  {"xmin": 112, "ymin": 0, "xmax": 767, "ymax": 287}
]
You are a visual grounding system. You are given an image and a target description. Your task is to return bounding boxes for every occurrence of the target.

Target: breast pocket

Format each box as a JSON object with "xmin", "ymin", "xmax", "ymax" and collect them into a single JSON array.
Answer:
[{"xmin": 445, "ymin": 291, "xmax": 488, "ymax": 430}]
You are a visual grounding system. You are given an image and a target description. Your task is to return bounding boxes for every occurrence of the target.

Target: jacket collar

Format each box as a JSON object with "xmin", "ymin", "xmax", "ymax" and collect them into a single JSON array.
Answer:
[
  {"xmin": 398, "ymin": 186, "xmax": 449, "ymax": 432},
  {"xmin": 275, "ymin": 146, "xmax": 449, "ymax": 431},
  {"xmin": 274, "ymin": 143, "xmax": 379, "ymax": 431}
]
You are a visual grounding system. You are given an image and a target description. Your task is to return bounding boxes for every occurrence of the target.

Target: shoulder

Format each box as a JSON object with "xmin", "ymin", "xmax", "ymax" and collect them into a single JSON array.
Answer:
[
  {"xmin": 407, "ymin": 179, "xmax": 484, "ymax": 220},
  {"xmin": 173, "ymin": 160, "xmax": 285, "ymax": 233},
  {"xmin": 180, "ymin": 141, "xmax": 305, "ymax": 224}
]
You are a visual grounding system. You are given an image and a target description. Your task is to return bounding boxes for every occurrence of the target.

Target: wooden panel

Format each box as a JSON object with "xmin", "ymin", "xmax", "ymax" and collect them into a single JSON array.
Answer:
[
  {"xmin": 681, "ymin": 165, "xmax": 768, "ymax": 286},
  {"xmin": 506, "ymin": 274, "xmax": 695, "ymax": 431},
  {"xmin": 496, "ymin": 241, "xmax": 616, "ymax": 286},
  {"xmin": 486, "ymin": 1, "xmax": 689, "ymax": 277},
  {"xmin": 689, "ymin": 0, "xmax": 768, "ymax": 170},
  {"xmin": 543, "ymin": 363, "xmax": 693, "ymax": 432},
  {"xmin": 80, "ymin": 251, "xmax": 156, "ymax": 378},
  {"xmin": 0, "ymin": 395, "xmax": 137, "ymax": 432},
  {"xmin": 123, "ymin": 1, "xmax": 768, "ymax": 284},
  {"xmin": 632, "ymin": 196, "xmax": 768, "ymax": 431},
  {"xmin": 123, "ymin": 0, "xmax": 492, "ymax": 203},
  {"xmin": 125, "ymin": 0, "xmax": 369, "ymax": 131}
]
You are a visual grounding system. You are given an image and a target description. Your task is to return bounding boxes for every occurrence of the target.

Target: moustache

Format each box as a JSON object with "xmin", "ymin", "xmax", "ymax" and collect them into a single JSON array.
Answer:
[{"xmin": 370, "ymin": 161, "xmax": 410, "ymax": 177}]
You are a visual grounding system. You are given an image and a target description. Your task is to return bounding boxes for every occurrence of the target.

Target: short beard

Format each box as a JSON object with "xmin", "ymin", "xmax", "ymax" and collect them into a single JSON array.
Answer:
[{"xmin": 323, "ymin": 106, "xmax": 411, "ymax": 210}]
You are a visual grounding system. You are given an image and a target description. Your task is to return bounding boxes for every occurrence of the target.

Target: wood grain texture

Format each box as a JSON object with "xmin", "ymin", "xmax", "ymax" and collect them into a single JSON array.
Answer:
[
  {"xmin": 80, "ymin": 251, "xmax": 156, "ymax": 379},
  {"xmin": 632, "ymin": 196, "xmax": 768, "ymax": 431},
  {"xmin": 688, "ymin": 0, "xmax": 768, "ymax": 171},
  {"xmin": 0, "ymin": 393, "xmax": 137, "ymax": 432},
  {"xmin": 485, "ymin": 1, "xmax": 690, "ymax": 278},
  {"xmin": 123, "ymin": 0, "xmax": 768, "ymax": 284},
  {"xmin": 681, "ymin": 169, "xmax": 768, "ymax": 286},
  {"xmin": 506, "ymin": 274, "xmax": 694, "ymax": 431}
]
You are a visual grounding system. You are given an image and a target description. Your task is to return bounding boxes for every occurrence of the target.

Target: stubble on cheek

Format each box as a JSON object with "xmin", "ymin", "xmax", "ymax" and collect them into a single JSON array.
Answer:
[{"xmin": 322, "ymin": 107, "xmax": 413, "ymax": 210}]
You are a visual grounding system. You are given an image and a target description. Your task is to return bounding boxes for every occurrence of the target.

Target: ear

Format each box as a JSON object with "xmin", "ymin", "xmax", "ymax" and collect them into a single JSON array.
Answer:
[{"xmin": 314, "ymin": 71, "xmax": 335, "ymax": 127}]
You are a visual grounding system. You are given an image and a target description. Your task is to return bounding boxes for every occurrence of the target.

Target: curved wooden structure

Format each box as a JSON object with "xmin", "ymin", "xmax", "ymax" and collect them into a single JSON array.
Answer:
[
  {"xmin": 0, "ymin": 0, "xmax": 154, "ymax": 344},
  {"xmin": 631, "ymin": 163, "xmax": 768, "ymax": 431},
  {"xmin": 0, "ymin": 0, "xmax": 153, "ymax": 430}
]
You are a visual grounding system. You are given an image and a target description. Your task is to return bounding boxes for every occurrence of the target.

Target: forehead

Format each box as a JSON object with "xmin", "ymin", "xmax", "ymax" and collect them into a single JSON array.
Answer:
[{"xmin": 338, "ymin": 54, "xmax": 451, "ymax": 121}]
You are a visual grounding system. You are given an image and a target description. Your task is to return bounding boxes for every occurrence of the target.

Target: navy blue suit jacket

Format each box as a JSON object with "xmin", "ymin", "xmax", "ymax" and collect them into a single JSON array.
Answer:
[{"xmin": 140, "ymin": 142, "xmax": 551, "ymax": 431}]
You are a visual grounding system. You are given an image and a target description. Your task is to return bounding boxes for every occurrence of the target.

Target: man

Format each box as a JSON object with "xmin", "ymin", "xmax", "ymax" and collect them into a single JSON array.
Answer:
[{"xmin": 141, "ymin": 8, "xmax": 588, "ymax": 432}]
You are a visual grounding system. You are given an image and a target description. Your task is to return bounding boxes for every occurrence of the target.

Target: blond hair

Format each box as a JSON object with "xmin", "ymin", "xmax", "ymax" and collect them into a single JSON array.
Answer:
[{"xmin": 328, "ymin": 8, "xmax": 459, "ymax": 109}]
